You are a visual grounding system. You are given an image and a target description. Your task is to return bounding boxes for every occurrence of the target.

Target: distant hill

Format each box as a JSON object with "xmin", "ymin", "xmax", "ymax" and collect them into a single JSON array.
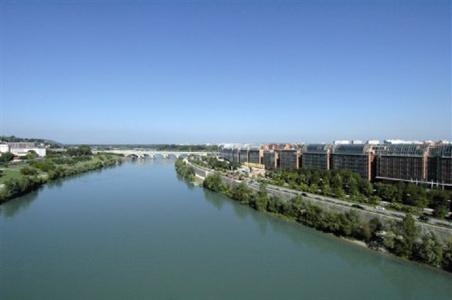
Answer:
[{"xmin": 0, "ymin": 136, "xmax": 62, "ymax": 147}]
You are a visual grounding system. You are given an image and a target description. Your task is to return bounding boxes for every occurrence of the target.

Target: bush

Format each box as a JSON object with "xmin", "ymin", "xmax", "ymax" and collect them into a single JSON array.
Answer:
[
  {"xmin": 30, "ymin": 159, "xmax": 56, "ymax": 172},
  {"xmin": 442, "ymin": 240, "xmax": 452, "ymax": 272},
  {"xmin": 66, "ymin": 145, "xmax": 92, "ymax": 157},
  {"xmin": 413, "ymin": 233, "xmax": 443, "ymax": 267},
  {"xmin": 175, "ymin": 159, "xmax": 195, "ymax": 180},
  {"xmin": 0, "ymin": 175, "xmax": 44, "ymax": 203},
  {"xmin": 0, "ymin": 152, "xmax": 14, "ymax": 163},
  {"xmin": 20, "ymin": 166, "xmax": 39, "ymax": 176},
  {"xmin": 203, "ymin": 174, "xmax": 226, "ymax": 193}
]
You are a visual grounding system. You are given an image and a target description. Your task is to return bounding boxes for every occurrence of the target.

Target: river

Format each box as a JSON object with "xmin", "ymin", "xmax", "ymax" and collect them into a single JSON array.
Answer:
[{"xmin": 1, "ymin": 160, "xmax": 451, "ymax": 299}]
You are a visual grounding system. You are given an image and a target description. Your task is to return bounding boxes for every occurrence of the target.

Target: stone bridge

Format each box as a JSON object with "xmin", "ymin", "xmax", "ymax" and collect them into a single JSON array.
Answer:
[{"xmin": 96, "ymin": 149, "xmax": 210, "ymax": 159}]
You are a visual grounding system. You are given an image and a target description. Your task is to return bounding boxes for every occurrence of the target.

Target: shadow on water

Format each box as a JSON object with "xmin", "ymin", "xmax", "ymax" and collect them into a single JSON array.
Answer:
[
  {"xmin": 0, "ymin": 190, "xmax": 40, "ymax": 218},
  {"xmin": 176, "ymin": 174, "xmax": 196, "ymax": 192},
  {"xmin": 0, "ymin": 164, "xmax": 116, "ymax": 218}
]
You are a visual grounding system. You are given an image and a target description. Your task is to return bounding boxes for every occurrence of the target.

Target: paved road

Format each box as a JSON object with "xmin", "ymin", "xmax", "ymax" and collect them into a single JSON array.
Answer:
[{"xmin": 185, "ymin": 159, "xmax": 452, "ymax": 232}]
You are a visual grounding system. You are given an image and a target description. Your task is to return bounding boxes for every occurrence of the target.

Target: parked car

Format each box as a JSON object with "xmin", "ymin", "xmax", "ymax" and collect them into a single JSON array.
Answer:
[
  {"xmin": 352, "ymin": 204, "xmax": 365, "ymax": 210},
  {"xmin": 418, "ymin": 215, "xmax": 430, "ymax": 222}
]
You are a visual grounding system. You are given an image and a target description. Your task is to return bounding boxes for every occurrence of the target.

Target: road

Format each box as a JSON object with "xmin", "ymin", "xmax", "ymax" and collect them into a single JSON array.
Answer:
[{"xmin": 185, "ymin": 159, "xmax": 452, "ymax": 232}]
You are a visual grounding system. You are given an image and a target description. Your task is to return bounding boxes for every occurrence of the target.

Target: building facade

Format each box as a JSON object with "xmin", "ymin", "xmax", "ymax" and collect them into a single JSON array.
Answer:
[
  {"xmin": 278, "ymin": 149, "xmax": 301, "ymax": 171},
  {"xmin": 232, "ymin": 148, "xmax": 240, "ymax": 164},
  {"xmin": 1, "ymin": 142, "xmax": 46, "ymax": 157},
  {"xmin": 263, "ymin": 151, "xmax": 278, "ymax": 170},
  {"xmin": 220, "ymin": 148, "xmax": 233, "ymax": 162},
  {"xmin": 239, "ymin": 149, "xmax": 248, "ymax": 164},
  {"xmin": 376, "ymin": 144, "xmax": 428, "ymax": 182},
  {"xmin": 302, "ymin": 144, "xmax": 331, "ymax": 170},
  {"xmin": 332, "ymin": 144, "xmax": 375, "ymax": 181},
  {"xmin": 428, "ymin": 144, "xmax": 452, "ymax": 186},
  {"xmin": 0, "ymin": 143, "xmax": 10, "ymax": 153},
  {"xmin": 248, "ymin": 149, "xmax": 262, "ymax": 164}
]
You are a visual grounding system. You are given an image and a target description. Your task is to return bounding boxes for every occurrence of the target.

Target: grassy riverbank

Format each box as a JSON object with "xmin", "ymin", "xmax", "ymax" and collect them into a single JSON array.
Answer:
[
  {"xmin": 0, "ymin": 147, "xmax": 124, "ymax": 204},
  {"xmin": 175, "ymin": 158, "xmax": 452, "ymax": 273}
]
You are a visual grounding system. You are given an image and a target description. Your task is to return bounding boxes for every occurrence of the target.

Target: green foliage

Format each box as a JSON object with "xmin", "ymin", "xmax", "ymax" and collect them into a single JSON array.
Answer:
[
  {"xmin": 26, "ymin": 150, "xmax": 38, "ymax": 160},
  {"xmin": 267, "ymin": 169, "xmax": 452, "ymax": 215},
  {"xmin": 66, "ymin": 145, "xmax": 92, "ymax": 156},
  {"xmin": 30, "ymin": 160, "xmax": 56, "ymax": 172},
  {"xmin": 0, "ymin": 175, "xmax": 44, "ymax": 203},
  {"xmin": 390, "ymin": 214, "xmax": 419, "ymax": 258},
  {"xmin": 413, "ymin": 233, "xmax": 443, "ymax": 267},
  {"xmin": 442, "ymin": 240, "xmax": 452, "ymax": 272},
  {"xmin": 0, "ymin": 152, "xmax": 122, "ymax": 203},
  {"xmin": 0, "ymin": 152, "xmax": 14, "ymax": 163},
  {"xmin": 229, "ymin": 183, "xmax": 254, "ymax": 205},
  {"xmin": 203, "ymin": 174, "xmax": 226, "ymax": 193},
  {"xmin": 20, "ymin": 166, "xmax": 39, "ymax": 176},
  {"xmin": 251, "ymin": 184, "xmax": 269, "ymax": 211},
  {"xmin": 431, "ymin": 191, "xmax": 450, "ymax": 219},
  {"xmin": 175, "ymin": 159, "xmax": 195, "ymax": 181}
]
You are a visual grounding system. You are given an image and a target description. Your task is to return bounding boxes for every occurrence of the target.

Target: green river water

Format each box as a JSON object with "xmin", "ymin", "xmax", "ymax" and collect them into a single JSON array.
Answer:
[{"xmin": 1, "ymin": 160, "xmax": 451, "ymax": 299}]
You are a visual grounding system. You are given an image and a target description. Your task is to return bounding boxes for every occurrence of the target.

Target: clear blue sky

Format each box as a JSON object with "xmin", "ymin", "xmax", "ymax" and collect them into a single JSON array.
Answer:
[{"xmin": 1, "ymin": 0, "xmax": 450, "ymax": 144}]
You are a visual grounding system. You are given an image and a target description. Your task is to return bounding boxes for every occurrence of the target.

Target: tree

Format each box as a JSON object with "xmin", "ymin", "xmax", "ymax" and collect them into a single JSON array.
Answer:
[
  {"xmin": 358, "ymin": 179, "xmax": 373, "ymax": 197},
  {"xmin": 362, "ymin": 218, "xmax": 383, "ymax": 244},
  {"xmin": 175, "ymin": 159, "xmax": 195, "ymax": 180},
  {"xmin": 331, "ymin": 173, "xmax": 343, "ymax": 189},
  {"xmin": 343, "ymin": 173, "xmax": 359, "ymax": 196},
  {"xmin": 26, "ymin": 150, "xmax": 38, "ymax": 160},
  {"xmin": 392, "ymin": 214, "xmax": 419, "ymax": 258},
  {"xmin": 67, "ymin": 145, "xmax": 92, "ymax": 156},
  {"xmin": 20, "ymin": 166, "xmax": 39, "ymax": 176},
  {"xmin": 253, "ymin": 184, "xmax": 269, "ymax": 211},
  {"xmin": 266, "ymin": 196, "xmax": 280, "ymax": 213},
  {"xmin": 413, "ymin": 233, "xmax": 443, "ymax": 267},
  {"xmin": 230, "ymin": 182, "xmax": 253, "ymax": 205},
  {"xmin": 333, "ymin": 186, "xmax": 346, "ymax": 199},
  {"xmin": 404, "ymin": 184, "xmax": 428, "ymax": 208},
  {"xmin": 203, "ymin": 174, "xmax": 226, "ymax": 193},
  {"xmin": 280, "ymin": 196, "xmax": 304, "ymax": 219},
  {"xmin": 442, "ymin": 240, "xmax": 452, "ymax": 272},
  {"xmin": 0, "ymin": 152, "xmax": 14, "ymax": 163},
  {"xmin": 431, "ymin": 191, "xmax": 450, "ymax": 219}
]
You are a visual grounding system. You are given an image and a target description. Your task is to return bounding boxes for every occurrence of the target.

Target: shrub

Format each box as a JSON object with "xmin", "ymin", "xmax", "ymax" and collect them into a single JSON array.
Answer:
[{"xmin": 20, "ymin": 166, "xmax": 39, "ymax": 176}]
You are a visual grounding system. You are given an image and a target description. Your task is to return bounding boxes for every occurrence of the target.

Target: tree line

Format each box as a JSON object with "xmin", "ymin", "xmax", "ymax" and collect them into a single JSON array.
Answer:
[
  {"xmin": 268, "ymin": 169, "xmax": 451, "ymax": 219},
  {"xmin": 175, "ymin": 159, "xmax": 196, "ymax": 181},
  {"xmin": 0, "ymin": 147, "xmax": 122, "ymax": 204},
  {"xmin": 199, "ymin": 172, "xmax": 452, "ymax": 273}
]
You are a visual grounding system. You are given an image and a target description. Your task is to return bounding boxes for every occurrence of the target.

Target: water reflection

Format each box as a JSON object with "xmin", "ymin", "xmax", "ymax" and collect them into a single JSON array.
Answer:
[
  {"xmin": 199, "ymin": 182, "xmax": 452, "ymax": 298},
  {"xmin": 0, "ymin": 164, "xmax": 118, "ymax": 218},
  {"xmin": 0, "ymin": 190, "xmax": 39, "ymax": 218}
]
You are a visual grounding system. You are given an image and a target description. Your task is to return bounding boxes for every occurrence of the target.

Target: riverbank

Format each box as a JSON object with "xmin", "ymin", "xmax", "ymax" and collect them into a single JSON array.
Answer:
[
  {"xmin": 0, "ymin": 149, "xmax": 124, "ymax": 204},
  {"xmin": 175, "ymin": 158, "xmax": 452, "ymax": 273}
]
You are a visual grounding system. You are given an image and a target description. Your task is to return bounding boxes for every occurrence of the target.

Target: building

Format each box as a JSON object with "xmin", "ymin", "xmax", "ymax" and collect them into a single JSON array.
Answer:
[
  {"xmin": 332, "ymin": 144, "xmax": 375, "ymax": 181},
  {"xmin": 302, "ymin": 144, "xmax": 331, "ymax": 170},
  {"xmin": 248, "ymin": 148, "xmax": 262, "ymax": 164},
  {"xmin": 1, "ymin": 142, "xmax": 46, "ymax": 157},
  {"xmin": 278, "ymin": 149, "xmax": 302, "ymax": 171},
  {"xmin": 263, "ymin": 150, "xmax": 278, "ymax": 170},
  {"xmin": 428, "ymin": 144, "xmax": 452, "ymax": 186},
  {"xmin": 0, "ymin": 143, "xmax": 10, "ymax": 153},
  {"xmin": 220, "ymin": 148, "xmax": 233, "ymax": 162},
  {"xmin": 232, "ymin": 148, "xmax": 240, "ymax": 164},
  {"xmin": 239, "ymin": 149, "xmax": 248, "ymax": 164},
  {"xmin": 376, "ymin": 144, "xmax": 429, "ymax": 182}
]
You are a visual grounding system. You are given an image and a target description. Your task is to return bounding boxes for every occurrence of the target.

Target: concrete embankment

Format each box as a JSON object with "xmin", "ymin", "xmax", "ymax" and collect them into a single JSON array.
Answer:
[{"xmin": 187, "ymin": 161, "xmax": 452, "ymax": 243}]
